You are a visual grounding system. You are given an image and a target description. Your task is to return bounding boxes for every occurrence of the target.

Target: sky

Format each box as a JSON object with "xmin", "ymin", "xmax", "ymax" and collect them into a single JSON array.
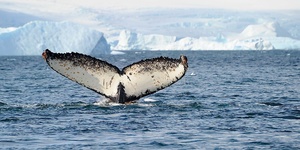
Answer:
[
  {"xmin": 90, "ymin": 0, "xmax": 300, "ymax": 10},
  {"xmin": 1, "ymin": 0, "xmax": 299, "ymax": 38},
  {"xmin": 0, "ymin": 0, "xmax": 300, "ymax": 11}
]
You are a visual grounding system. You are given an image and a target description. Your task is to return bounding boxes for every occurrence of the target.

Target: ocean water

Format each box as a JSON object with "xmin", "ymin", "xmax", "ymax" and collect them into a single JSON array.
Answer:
[{"xmin": 0, "ymin": 50, "xmax": 299, "ymax": 149}]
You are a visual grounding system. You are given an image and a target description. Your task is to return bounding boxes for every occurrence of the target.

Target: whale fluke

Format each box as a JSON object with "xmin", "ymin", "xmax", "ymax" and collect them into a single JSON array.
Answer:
[{"xmin": 42, "ymin": 49, "xmax": 188, "ymax": 103}]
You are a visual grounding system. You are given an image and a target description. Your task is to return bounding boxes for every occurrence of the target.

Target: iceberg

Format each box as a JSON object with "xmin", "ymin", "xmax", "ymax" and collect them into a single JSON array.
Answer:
[
  {"xmin": 239, "ymin": 22, "xmax": 291, "ymax": 38},
  {"xmin": 112, "ymin": 22, "xmax": 300, "ymax": 51},
  {"xmin": 114, "ymin": 30, "xmax": 177, "ymax": 50},
  {"xmin": 238, "ymin": 22, "xmax": 300, "ymax": 50},
  {"xmin": 165, "ymin": 37, "xmax": 274, "ymax": 50},
  {"xmin": 265, "ymin": 37, "xmax": 300, "ymax": 50},
  {"xmin": 0, "ymin": 20, "xmax": 298, "ymax": 55},
  {"xmin": 0, "ymin": 21, "xmax": 110, "ymax": 55},
  {"xmin": 113, "ymin": 29, "xmax": 275, "ymax": 51}
]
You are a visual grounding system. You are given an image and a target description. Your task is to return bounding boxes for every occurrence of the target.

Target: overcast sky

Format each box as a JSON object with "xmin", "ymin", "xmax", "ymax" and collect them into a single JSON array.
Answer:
[
  {"xmin": 78, "ymin": 0, "xmax": 300, "ymax": 10},
  {"xmin": 1, "ymin": 0, "xmax": 299, "ymax": 11}
]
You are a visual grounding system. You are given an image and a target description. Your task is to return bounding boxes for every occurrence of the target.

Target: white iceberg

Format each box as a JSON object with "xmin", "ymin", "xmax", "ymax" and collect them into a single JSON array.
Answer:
[
  {"xmin": 114, "ymin": 30, "xmax": 177, "ymax": 50},
  {"xmin": 113, "ymin": 29, "xmax": 275, "ymax": 51},
  {"xmin": 237, "ymin": 22, "xmax": 300, "ymax": 50},
  {"xmin": 239, "ymin": 22, "xmax": 291, "ymax": 38},
  {"xmin": 112, "ymin": 22, "xmax": 300, "ymax": 51},
  {"xmin": 0, "ymin": 21, "xmax": 110, "ymax": 55}
]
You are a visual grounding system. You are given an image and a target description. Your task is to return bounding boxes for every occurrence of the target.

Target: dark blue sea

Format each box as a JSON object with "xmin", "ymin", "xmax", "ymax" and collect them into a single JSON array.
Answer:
[{"xmin": 1, "ymin": 50, "xmax": 300, "ymax": 149}]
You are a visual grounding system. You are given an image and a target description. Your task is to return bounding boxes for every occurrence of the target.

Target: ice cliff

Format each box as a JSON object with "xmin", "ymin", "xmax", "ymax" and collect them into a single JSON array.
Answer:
[
  {"xmin": 112, "ymin": 22, "xmax": 300, "ymax": 50},
  {"xmin": 113, "ymin": 29, "xmax": 274, "ymax": 50},
  {"xmin": 0, "ymin": 21, "xmax": 110, "ymax": 55},
  {"xmin": 239, "ymin": 22, "xmax": 300, "ymax": 50}
]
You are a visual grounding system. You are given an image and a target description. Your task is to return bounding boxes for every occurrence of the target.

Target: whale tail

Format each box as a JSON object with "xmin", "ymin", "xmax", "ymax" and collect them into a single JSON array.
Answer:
[{"xmin": 42, "ymin": 49, "xmax": 188, "ymax": 103}]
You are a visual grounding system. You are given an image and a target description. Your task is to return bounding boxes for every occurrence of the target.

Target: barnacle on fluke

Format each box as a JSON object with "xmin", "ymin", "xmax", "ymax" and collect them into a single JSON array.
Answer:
[{"xmin": 42, "ymin": 49, "xmax": 188, "ymax": 104}]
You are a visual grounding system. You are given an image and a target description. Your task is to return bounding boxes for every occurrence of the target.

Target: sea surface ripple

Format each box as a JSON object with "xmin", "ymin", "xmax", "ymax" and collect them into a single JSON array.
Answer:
[{"xmin": 0, "ymin": 50, "xmax": 299, "ymax": 149}]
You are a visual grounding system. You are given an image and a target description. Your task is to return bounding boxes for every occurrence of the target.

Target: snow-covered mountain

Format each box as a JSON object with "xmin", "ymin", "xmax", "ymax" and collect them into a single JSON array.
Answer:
[{"xmin": 0, "ymin": 21, "xmax": 110, "ymax": 55}]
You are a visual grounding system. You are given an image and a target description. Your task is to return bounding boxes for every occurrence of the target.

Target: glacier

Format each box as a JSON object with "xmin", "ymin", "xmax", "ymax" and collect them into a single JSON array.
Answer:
[{"xmin": 0, "ymin": 21, "xmax": 110, "ymax": 55}]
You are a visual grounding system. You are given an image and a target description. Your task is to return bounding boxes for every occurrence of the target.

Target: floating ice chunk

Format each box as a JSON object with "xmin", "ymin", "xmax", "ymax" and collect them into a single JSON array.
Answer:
[{"xmin": 111, "ymin": 50, "xmax": 125, "ymax": 55}]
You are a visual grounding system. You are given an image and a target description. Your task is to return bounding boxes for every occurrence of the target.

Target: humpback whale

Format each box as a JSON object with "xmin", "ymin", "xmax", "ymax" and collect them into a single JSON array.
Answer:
[{"xmin": 42, "ymin": 49, "xmax": 188, "ymax": 103}]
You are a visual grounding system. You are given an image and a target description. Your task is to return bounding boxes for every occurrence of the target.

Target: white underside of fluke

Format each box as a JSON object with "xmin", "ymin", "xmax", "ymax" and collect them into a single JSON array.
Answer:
[{"xmin": 43, "ymin": 49, "xmax": 188, "ymax": 103}]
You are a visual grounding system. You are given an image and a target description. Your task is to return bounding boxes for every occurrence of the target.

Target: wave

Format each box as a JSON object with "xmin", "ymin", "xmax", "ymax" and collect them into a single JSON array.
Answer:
[
  {"xmin": 0, "ymin": 97, "xmax": 158, "ymax": 112},
  {"xmin": 0, "ymin": 101, "xmax": 7, "ymax": 106}
]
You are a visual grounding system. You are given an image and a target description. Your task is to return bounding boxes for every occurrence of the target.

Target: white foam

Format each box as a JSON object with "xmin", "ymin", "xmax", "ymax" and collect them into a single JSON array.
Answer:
[
  {"xmin": 190, "ymin": 72, "xmax": 196, "ymax": 76},
  {"xmin": 93, "ymin": 98, "xmax": 115, "ymax": 107},
  {"xmin": 110, "ymin": 50, "xmax": 125, "ymax": 55},
  {"xmin": 143, "ymin": 98, "xmax": 158, "ymax": 102}
]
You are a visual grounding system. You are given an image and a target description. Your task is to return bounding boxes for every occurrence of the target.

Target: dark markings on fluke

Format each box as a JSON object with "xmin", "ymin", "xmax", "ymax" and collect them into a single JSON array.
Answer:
[{"xmin": 42, "ymin": 49, "xmax": 188, "ymax": 104}]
